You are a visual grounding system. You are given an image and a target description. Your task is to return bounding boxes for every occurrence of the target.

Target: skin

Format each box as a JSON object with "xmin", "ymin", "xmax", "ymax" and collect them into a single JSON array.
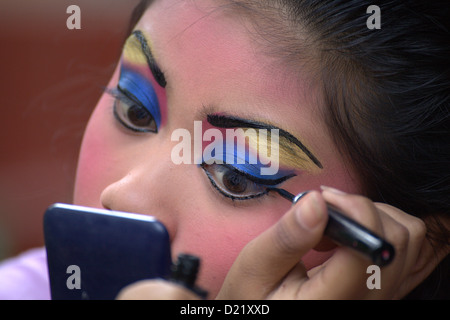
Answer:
[{"xmin": 74, "ymin": 0, "xmax": 447, "ymax": 299}]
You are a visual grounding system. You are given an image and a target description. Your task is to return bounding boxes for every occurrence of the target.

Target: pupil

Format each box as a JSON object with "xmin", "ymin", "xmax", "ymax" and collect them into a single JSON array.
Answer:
[
  {"xmin": 128, "ymin": 105, "xmax": 151, "ymax": 127},
  {"xmin": 223, "ymin": 170, "xmax": 247, "ymax": 193}
]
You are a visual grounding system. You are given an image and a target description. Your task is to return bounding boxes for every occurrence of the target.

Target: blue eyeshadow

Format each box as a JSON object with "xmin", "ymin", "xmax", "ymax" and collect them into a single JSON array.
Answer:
[
  {"xmin": 202, "ymin": 141, "xmax": 295, "ymax": 183},
  {"xmin": 118, "ymin": 66, "xmax": 161, "ymax": 129}
]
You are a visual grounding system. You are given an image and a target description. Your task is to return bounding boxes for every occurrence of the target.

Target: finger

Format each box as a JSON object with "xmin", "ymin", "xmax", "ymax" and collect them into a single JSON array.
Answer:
[
  {"xmin": 216, "ymin": 191, "xmax": 328, "ymax": 299},
  {"xmin": 408, "ymin": 235, "xmax": 448, "ymax": 295},
  {"xmin": 268, "ymin": 262, "xmax": 308, "ymax": 299},
  {"xmin": 303, "ymin": 188, "xmax": 384, "ymax": 299},
  {"xmin": 374, "ymin": 203, "xmax": 438, "ymax": 298},
  {"xmin": 365, "ymin": 207, "xmax": 409, "ymax": 298},
  {"xmin": 116, "ymin": 279, "xmax": 201, "ymax": 300},
  {"xmin": 375, "ymin": 203, "xmax": 426, "ymax": 275},
  {"xmin": 321, "ymin": 186, "xmax": 384, "ymax": 233}
]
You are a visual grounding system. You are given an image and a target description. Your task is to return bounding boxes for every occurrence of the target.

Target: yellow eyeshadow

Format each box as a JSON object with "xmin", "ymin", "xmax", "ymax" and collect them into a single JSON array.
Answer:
[
  {"xmin": 123, "ymin": 34, "xmax": 148, "ymax": 65},
  {"xmin": 238, "ymin": 129, "xmax": 320, "ymax": 174},
  {"xmin": 276, "ymin": 137, "xmax": 320, "ymax": 173},
  {"xmin": 123, "ymin": 29, "xmax": 158, "ymax": 66}
]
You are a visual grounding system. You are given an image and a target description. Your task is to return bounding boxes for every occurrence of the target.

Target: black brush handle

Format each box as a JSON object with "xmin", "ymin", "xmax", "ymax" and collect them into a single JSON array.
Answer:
[{"xmin": 272, "ymin": 189, "xmax": 395, "ymax": 266}]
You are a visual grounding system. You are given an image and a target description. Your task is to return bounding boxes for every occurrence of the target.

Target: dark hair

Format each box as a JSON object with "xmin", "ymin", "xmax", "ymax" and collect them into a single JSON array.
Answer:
[
  {"xmin": 129, "ymin": 0, "xmax": 449, "ymax": 299},
  {"xmin": 126, "ymin": 0, "xmax": 154, "ymax": 36}
]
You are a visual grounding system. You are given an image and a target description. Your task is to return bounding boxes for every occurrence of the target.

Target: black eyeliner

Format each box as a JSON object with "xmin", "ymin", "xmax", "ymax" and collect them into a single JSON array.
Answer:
[
  {"xmin": 269, "ymin": 188, "xmax": 396, "ymax": 266},
  {"xmin": 206, "ymin": 114, "xmax": 323, "ymax": 169},
  {"xmin": 221, "ymin": 164, "xmax": 296, "ymax": 186},
  {"xmin": 132, "ymin": 30, "xmax": 167, "ymax": 88},
  {"xmin": 105, "ymin": 86, "xmax": 142, "ymax": 108},
  {"xmin": 200, "ymin": 164, "xmax": 268, "ymax": 201},
  {"xmin": 106, "ymin": 87, "xmax": 157, "ymax": 133}
]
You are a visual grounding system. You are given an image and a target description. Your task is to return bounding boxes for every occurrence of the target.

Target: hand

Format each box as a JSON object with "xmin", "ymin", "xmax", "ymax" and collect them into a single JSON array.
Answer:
[
  {"xmin": 117, "ymin": 279, "xmax": 201, "ymax": 300},
  {"xmin": 216, "ymin": 188, "xmax": 442, "ymax": 299}
]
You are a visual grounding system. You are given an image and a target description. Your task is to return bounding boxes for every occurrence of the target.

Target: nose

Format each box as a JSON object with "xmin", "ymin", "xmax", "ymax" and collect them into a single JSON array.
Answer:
[{"xmin": 100, "ymin": 146, "xmax": 180, "ymax": 242}]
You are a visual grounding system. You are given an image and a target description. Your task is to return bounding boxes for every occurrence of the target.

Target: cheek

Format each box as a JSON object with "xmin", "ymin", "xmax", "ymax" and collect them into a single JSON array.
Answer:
[
  {"xmin": 73, "ymin": 101, "xmax": 112, "ymax": 207},
  {"xmin": 171, "ymin": 201, "xmax": 287, "ymax": 298},
  {"xmin": 73, "ymin": 71, "xmax": 120, "ymax": 207}
]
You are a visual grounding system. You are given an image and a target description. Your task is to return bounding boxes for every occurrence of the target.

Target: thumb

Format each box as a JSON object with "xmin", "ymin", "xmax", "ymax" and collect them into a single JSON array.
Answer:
[
  {"xmin": 117, "ymin": 279, "xmax": 201, "ymax": 300},
  {"xmin": 216, "ymin": 191, "xmax": 328, "ymax": 299}
]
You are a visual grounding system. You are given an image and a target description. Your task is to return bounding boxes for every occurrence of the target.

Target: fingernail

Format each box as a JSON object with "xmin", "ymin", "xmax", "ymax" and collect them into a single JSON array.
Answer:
[
  {"xmin": 320, "ymin": 185, "xmax": 347, "ymax": 195},
  {"xmin": 295, "ymin": 192, "xmax": 324, "ymax": 230}
]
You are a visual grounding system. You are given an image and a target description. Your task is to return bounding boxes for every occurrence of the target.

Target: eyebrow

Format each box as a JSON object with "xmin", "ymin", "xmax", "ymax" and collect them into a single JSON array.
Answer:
[
  {"xmin": 126, "ymin": 29, "xmax": 166, "ymax": 88},
  {"xmin": 206, "ymin": 114, "xmax": 323, "ymax": 169},
  {"xmin": 127, "ymin": 31, "xmax": 322, "ymax": 170}
]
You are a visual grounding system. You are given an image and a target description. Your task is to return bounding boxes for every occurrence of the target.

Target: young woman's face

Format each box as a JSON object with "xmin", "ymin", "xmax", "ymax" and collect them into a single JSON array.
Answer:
[{"xmin": 74, "ymin": 0, "xmax": 362, "ymax": 297}]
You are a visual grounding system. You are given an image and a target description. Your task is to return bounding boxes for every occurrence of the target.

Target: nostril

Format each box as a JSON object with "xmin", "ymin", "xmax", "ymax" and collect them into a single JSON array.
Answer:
[
  {"xmin": 96, "ymin": 170, "xmax": 179, "ymax": 246},
  {"xmin": 101, "ymin": 198, "xmax": 118, "ymax": 212},
  {"xmin": 100, "ymin": 183, "xmax": 117, "ymax": 212},
  {"xmin": 100, "ymin": 193, "xmax": 112, "ymax": 211}
]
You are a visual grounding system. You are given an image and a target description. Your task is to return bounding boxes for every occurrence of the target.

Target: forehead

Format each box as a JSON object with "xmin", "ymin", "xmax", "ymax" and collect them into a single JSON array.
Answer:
[{"xmin": 136, "ymin": 0, "xmax": 319, "ymax": 114}]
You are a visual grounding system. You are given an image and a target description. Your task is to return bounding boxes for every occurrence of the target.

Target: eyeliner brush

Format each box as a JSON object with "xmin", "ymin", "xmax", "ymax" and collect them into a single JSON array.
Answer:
[{"xmin": 269, "ymin": 188, "xmax": 395, "ymax": 266}]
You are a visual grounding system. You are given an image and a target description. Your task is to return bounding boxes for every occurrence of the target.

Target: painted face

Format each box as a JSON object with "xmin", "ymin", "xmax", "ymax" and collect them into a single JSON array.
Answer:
[{"xmin": 73, "ymin": 0, "xmax": 362, "ymax": 298}]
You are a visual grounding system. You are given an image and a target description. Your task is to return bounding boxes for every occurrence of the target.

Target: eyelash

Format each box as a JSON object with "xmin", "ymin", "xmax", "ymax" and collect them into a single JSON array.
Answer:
[
  {"xmin": 105, "ymin": 94, "xmax": 293, "ymax": 203},
  {"xmin": 200, "ymin": 163, "xmax": 294, "ymax": 202},
  {"xmin": 106, "ymin": 86, "xmax": 158, "ymax": 133},
  {"xmin": 106, "ymin": 85, "xmax": 292, "ymax": 203}
]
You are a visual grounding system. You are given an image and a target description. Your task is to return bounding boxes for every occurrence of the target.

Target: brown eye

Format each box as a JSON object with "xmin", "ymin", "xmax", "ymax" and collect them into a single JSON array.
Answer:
[
  {"xmin": 113, "ymin": 98, "xmax": 157, "ymax": 133},
  {"xmin": 222, "ymin": 170, "xmax": 248, "ymax": 194},
  {"xmin": 127, "ymin": 104, "xmax": 153, "ymax": 127},
  {"xmin": 201, "ymin": 164, "xmax": 268, "ymax": 200}
]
